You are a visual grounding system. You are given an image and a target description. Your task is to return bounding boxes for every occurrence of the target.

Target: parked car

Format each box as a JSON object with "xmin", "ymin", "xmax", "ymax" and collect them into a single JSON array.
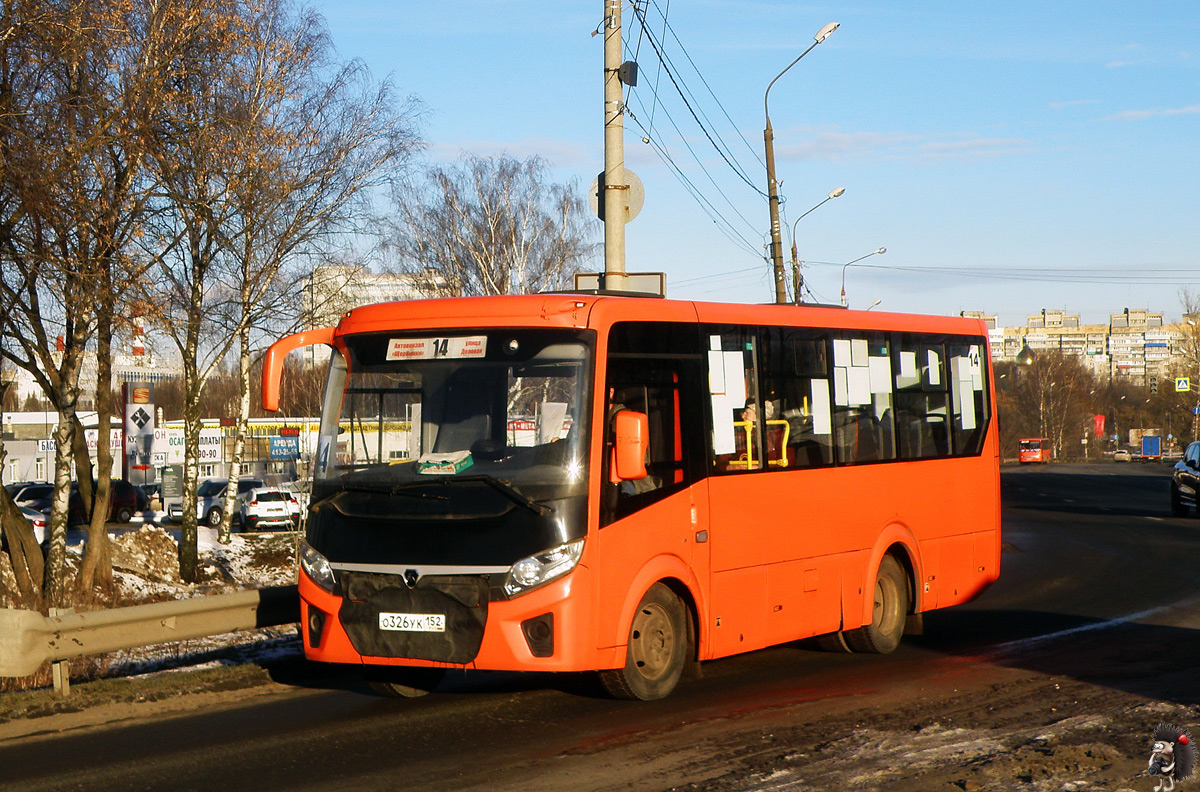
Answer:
[
  {"xmin": 141, "ymin": 482, "xmax": 162, "ymax": 508},
  {"xmin": 1113, "ymin": 448, "xmax": 1132, "ymax": 462},
  {"xmin": 1170, "ymin": 441, "xmax": 1200, "ymax": 517},
  {"xmin": 0, "ymin": 505, "xmax": 47, "ymax": 551},
  {"xmin": 20, "ymin": 505, "xmax": 47, "ymax": 544},
  {"xmin": 15, "ymin": 480, "xmax": 144, "ymax": 524},
  {"xmin": 238, "ymin": 487, "xmax": 301, "ymax": 531},
  {"xmin": 5, "ymin": 481, "xmax": 53, "ymax": 508},
  {"xmin": 168, "ymin": 477, "xmax": 264, "ymax": 526}
]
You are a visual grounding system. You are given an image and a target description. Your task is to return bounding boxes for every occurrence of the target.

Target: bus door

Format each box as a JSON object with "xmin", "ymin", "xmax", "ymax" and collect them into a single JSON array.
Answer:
[
  {"xmin": 596, "ymin": 323, "xmax": 709, "ymax": 656},
  {"xmin": 704, "ymin": 327, "xmax": 846, "ymax": 657}
]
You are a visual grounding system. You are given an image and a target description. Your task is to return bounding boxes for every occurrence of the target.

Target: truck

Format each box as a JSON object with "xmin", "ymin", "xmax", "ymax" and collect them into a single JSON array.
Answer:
[{"xmin": 1141, "ymin": 434, "xmax": 1162, "ymax": 462}]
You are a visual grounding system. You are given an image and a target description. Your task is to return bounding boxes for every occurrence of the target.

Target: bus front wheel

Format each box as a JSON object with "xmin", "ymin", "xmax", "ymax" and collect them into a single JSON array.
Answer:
[
  {"xmin": 600, "ymin": 583, "xmax": 689, "ymax": 701},
  {"xmin": 365, "ymin": 666, "xmax": 446, "ymax": 698},
  {"xmin": 845, "ymin": 556, "xmax": 909, "ymax": 654}
]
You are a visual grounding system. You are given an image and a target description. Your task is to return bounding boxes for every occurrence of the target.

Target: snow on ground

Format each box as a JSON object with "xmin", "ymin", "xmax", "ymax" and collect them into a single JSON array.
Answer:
[
  {"xmin": 99, "ymin": 524, "xmax": 302, "ymax": 680},
  {"xmin": 2, "ymin": 522, "xmax": 302, "ymax": 688}
]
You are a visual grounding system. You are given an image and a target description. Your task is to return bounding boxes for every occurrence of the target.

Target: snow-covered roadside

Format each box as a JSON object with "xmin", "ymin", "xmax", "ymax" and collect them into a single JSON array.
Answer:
[{"xmin": 1, "ymin": 524, "xmax": 301, "ymax": 691}]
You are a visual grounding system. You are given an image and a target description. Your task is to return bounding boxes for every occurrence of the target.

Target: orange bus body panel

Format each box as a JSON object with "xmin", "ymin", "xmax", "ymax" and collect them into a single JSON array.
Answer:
[{"xmin": 291, "ymin": 294, "xmax": 1000, "ymax": 678}]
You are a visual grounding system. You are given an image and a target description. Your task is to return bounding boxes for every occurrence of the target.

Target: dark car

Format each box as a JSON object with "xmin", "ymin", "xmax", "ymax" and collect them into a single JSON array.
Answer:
[
  {"xmin": 5, "ymin": 481, "xmax": 53, "ymax": 508},
  {"xmin": 1170, "ymin": 441, "xmax": 1200, "ymax": 516},
  {"xmin": 63, "ymin": 480, "xmax": 146, "ymax": 524}
]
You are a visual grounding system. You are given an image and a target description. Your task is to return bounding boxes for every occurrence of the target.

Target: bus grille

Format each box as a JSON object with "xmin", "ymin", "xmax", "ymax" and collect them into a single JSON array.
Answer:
[{"xmin": 338, "ymin": 572, "xmax": 489, "ymax": 664}]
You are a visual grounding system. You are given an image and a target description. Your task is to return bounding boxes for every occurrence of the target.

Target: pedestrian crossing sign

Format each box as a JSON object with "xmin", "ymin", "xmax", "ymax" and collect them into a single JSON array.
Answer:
[{"xmin": 1176, "ymin": 377, "xmax": 1190, "ymax": 392}]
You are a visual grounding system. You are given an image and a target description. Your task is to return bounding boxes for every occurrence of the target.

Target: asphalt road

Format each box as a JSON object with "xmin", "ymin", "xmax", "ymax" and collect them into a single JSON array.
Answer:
[{"xmin": 4, "ymin": 462, "xmax": 1199, "ymax": 792}]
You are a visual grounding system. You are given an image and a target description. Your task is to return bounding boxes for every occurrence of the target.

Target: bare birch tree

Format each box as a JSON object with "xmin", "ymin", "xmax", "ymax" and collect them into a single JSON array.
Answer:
[
  {"xmin": 0, "ymin": 0, "xmax": 204, "ymax": 604},
  {"xmin": 212, "ymin": 3, "xmax": 423, "ymax": 542},
  {"xmin": 388, "ymin": 154, "xmax": 599, "ymax": 296}
]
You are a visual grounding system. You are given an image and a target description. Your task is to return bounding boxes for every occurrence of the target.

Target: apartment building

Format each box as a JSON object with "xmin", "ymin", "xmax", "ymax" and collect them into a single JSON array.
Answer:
[{"xmin": 970, "ymin": 307, "xmax": 1188, "ymax": 386}]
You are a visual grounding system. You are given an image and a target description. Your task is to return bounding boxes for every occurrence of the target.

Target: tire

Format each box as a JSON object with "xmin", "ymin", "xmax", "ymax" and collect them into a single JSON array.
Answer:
[
  {"xmin": 1171, "ymin": 484, "xmax": 1188, "ymax": 517},
  {"xmin": 115, "ymin": 506, "xmax": 133, "ymax": 523},
  {"xmin": 206, "ymin": 507, "xmax": 223, "ymax": 527},
  {"xmin": 814, "ymin": 631, "xmax": 853, "ymax": 653},
  {"xmin": 599, "ymin": 583, "xmax": 689, "ymax": 701},
  {"xmin": 844, "ymin": 556, "xmax": 909, "ymax": 654},
  {"xmin": 365, "ymin": 667, "xmax": 445, "ymax": 698}
]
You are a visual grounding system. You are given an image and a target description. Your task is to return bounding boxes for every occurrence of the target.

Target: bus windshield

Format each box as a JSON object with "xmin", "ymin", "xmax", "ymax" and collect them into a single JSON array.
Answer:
[{"xmin": 308, "ymin": 328, "xmax": 593, "ymax": 567}]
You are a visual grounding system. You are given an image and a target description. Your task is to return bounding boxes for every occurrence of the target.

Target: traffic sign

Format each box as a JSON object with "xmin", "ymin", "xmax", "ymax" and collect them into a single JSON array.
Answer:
[{"xmin": 1176, "ymin": 377, "xmax": 1191, "ymax": 392}]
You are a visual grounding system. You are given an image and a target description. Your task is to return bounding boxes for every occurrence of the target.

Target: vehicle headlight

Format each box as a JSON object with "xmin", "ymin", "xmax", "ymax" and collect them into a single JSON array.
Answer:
[
  {"xmin": 299, "ymin": 540, "xmax": 337, "ymax": 592},
  {"xmin": 504, "ymin": 539, "xmax": 584, "ymax": 598}
]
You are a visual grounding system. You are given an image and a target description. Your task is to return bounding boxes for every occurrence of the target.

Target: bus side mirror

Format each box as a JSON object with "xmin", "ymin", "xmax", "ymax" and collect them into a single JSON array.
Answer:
[
  {"xmin": 261, "ymin": 327, "xmax": 335, "ymax": 411},
  {"xmin": 612, "ymin": 410, "xmax": 649, "ymax": 481}
]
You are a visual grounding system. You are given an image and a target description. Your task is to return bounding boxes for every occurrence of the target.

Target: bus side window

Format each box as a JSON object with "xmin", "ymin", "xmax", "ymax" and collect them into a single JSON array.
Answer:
[
  {"xmin": 949, "ymin": 341, "xmax": 988, "ymax": 455},
  {"xmin": 761, "ymin": 329, "xmax": 833, "ymax": 468},
  {"xmin": 894, "ymin": 337, "xmax": 951, "ymax": 459},
  {"xmin": 707, "ymin": 329, "xmax": 762, "ymax": 473},
  {"xmin": 829, "ymin": 333, "xmax": 895, "ymax": 464}
]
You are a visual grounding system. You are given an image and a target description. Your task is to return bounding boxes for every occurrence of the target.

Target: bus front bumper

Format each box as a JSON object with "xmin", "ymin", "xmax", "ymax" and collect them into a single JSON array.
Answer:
[{"xmin": 298, "ymin": 564, "xmax": 599, "ymax": 673}]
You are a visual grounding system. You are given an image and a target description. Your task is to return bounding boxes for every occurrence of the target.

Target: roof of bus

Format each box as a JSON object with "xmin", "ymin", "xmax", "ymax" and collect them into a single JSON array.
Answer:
[{"xmin": 333, "ymin": 293, "xmax": 990, "ymax": 338}]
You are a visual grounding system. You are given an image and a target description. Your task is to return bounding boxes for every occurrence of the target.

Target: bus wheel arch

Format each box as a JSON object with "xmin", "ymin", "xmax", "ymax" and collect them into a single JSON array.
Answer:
[
  {"xmin": 600, "ymin": 581, "xmax": 694, "ymax": 700},
  {"xmin": 845, "ymin": 551, "xmax": 912, "ymax": 654}
]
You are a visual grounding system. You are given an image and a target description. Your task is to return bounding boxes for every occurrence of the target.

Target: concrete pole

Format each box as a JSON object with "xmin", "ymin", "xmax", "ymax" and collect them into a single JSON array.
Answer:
[
  {"xmin": 764, "ymin": 121, "xmax": 786, "ymax": 303},
  {"xmin": 603, "ymin": 0, "xmax": 627, "ymax": 290}
]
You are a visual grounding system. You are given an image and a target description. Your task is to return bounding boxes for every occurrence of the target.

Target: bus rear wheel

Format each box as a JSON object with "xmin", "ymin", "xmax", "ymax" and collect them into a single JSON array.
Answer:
[
  {"xmin": 600, "ymin": 583, "xmax": 688, "ymax": 701},
  {"xmin": 845, "ymin": 556, "xmax": 908, "ymax": 654},
  {"xmin": 365, "ymin": 666, "xmax": 445, "ymax": 698}
]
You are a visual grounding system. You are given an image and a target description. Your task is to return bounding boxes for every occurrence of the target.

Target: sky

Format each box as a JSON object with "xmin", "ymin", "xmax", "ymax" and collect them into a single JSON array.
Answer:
[{"xmin": 311, "ymin": 1, "xmax": 1200, "ymax": 327}]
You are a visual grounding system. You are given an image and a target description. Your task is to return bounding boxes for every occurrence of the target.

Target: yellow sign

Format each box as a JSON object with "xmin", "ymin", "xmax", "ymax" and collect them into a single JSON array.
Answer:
[{"xmin": 1176, "ymin": 377, "xmax": 1190, "ymax": 393}]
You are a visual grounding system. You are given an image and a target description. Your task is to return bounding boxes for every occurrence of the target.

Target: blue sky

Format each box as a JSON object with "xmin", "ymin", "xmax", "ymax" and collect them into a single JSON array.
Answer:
[{"xmin": 314, "ymin": 1, "xmax": 1200, "ymax": 326}]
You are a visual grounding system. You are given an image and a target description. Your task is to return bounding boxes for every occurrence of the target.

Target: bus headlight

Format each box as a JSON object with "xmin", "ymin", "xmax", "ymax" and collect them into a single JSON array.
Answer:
[
  {"xmin": 504, "ymin": 539, "xmax": 584, "ymax": 598},
  {"xmin": 299, "ymin": 540, "xmax": 337, "ymax": 592}
]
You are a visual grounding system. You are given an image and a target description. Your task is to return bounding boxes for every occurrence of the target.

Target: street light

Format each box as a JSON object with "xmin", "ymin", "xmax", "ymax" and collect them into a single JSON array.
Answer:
[
  {"xmin": 790, "ymin": 187, "xmax": 845, "ymax": 303},
  {"xmin": 764, "ymin": 21, "xmax": 839, "ymax": 304},
  {"xmin": 839, "ymin": 247, "xmax": 886, "ymax": 307}
]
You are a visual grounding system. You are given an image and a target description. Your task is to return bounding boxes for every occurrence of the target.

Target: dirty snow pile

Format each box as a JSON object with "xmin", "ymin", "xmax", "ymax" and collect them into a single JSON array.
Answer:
[{"xmin": 2, "ymin": 523, "xmax": 303, "ymax": 682}]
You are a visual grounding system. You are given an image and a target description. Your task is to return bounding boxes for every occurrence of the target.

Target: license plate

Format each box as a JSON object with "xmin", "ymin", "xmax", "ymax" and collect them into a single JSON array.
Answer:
[{"xmin": 378, "ymin": 612, "xmax": 446, "ymax": 633}]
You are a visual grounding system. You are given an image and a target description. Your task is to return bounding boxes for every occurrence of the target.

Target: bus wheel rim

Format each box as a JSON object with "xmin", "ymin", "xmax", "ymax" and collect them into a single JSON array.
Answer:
[{"xmin": 630, "ymin": 603, "xmax": 675, "ymax": 680}]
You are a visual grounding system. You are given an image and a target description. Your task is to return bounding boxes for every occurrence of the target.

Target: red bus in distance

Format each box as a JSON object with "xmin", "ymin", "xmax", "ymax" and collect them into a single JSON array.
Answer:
[{"xmin": 1018, "ymin": 438, "xmax": 1051, "ymax": 464}]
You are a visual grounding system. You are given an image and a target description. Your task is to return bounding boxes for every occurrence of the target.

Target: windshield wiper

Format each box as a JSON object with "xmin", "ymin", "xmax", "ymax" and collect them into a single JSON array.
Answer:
[
  {"xmin": 451, "ymin": 475, "xmax": 551, "ymax": 517},
  {"xmin": 309, "ymin": 482, "xmax": 450, "ymax": 511}
]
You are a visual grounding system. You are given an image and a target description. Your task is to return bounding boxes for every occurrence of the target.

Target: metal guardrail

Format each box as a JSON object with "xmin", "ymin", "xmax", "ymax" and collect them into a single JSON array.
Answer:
[{"xmin": 0, "ymin": 585, "xmax": 299, "ymax": 681}]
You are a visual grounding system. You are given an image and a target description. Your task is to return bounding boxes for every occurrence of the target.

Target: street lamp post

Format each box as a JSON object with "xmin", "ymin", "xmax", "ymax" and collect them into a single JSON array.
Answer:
[
  {"xmin": 790, "ymin": 186, "xmax": 845, "ymax": 303},
  {"xmin": 764, "ymin": 21, "xmax": 839, "ymax": 304},
  {"xmin": 839, "ymin": 247, "xmax": 886, "ymax": 307}
]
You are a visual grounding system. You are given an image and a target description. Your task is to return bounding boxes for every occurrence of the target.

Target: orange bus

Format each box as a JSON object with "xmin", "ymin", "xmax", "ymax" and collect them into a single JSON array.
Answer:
[
  {"xmin": 262, "ymin": 293, "xmax": 1000, "ymax": 700},
  {"xmin": 1018, "ymin": 438, "xmax": 1050, "ymax": 464}
]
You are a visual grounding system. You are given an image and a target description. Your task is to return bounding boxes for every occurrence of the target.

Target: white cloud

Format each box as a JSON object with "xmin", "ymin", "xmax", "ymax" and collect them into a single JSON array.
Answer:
[
  {"xmin": 774, "ymin": 128, "xmax": 1031, "ymax": 162},
  {"xmin": 1108, "ymin": 104, "xmax": 1200, "ymax": 121}
]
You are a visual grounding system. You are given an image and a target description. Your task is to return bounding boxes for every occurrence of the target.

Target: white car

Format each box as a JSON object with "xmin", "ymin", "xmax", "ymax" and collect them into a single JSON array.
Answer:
[
  {"xmin": 21, "ymin": 505, "xmax": 47, "ymax": 544},
  {"xmin": 238, "ymin": 487, "xmax": 301, "ymax": 531}
]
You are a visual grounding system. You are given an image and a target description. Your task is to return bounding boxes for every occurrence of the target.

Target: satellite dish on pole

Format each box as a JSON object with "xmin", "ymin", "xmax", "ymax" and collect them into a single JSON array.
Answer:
[{"xmin": 589, "ymin": 169, "xmax": 644, "ymax": 223}]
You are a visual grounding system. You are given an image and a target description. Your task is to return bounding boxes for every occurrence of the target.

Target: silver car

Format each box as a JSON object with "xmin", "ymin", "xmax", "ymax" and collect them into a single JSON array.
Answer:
[{"xmin": 168, "ymin": 477, "xmax": 264, "ymax": 526}]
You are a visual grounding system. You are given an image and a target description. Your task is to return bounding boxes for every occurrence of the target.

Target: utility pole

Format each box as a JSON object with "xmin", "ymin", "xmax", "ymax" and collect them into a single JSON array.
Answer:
[{"xmin": 602, "ymin": 0, "xmax": 627, "ymax": 290}]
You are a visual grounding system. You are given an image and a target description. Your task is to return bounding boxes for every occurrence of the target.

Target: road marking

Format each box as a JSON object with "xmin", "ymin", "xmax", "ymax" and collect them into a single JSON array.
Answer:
[{"xmin": 991, "ymin": 595, "xmax": 1200, "ymax": 657}]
